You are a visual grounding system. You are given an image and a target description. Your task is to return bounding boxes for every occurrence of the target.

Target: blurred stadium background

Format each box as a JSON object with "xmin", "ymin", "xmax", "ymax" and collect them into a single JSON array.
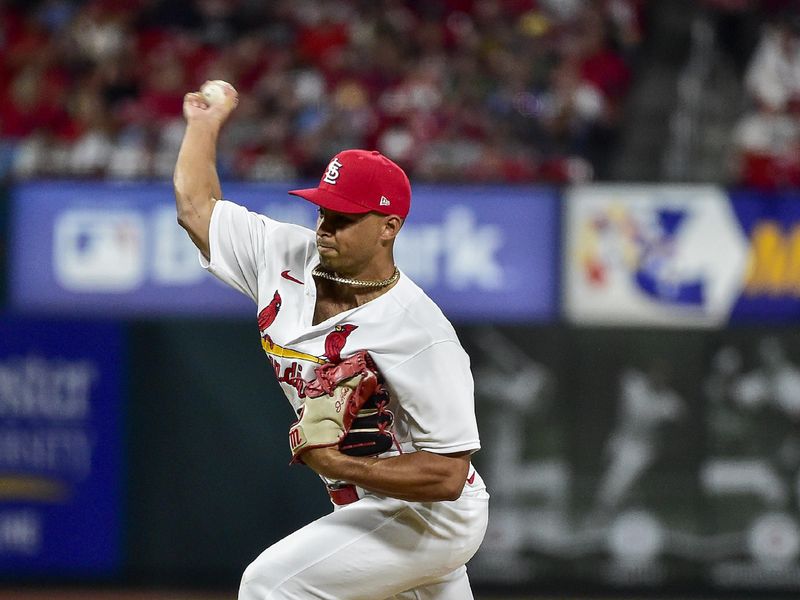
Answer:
[{"xmin": 2, "ymin": 0, "xmax": 800, "ymax": 598}]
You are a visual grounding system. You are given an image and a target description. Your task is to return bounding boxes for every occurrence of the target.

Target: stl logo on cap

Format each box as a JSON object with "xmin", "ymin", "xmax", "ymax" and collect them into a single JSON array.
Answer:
[
  {"xmin": 322, "ymin": 158, "xmax": 344, "ymax": 185},
  {"xmin": 288, "ymin": 149, "xmax": 411, "ymax": 218}
]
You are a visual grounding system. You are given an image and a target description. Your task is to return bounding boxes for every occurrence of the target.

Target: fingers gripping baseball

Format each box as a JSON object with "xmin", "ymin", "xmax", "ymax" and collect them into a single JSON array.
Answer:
[
  {"xmin": 289, "ymin": 351, "xmax": 388, "ymax": 463},
  {"xmin": 182, "ymin": 80, "xmax": 238, "ymax": 125}
]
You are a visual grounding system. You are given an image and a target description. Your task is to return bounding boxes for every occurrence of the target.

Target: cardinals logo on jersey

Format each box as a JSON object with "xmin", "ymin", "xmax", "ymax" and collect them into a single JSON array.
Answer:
[
  {"xmin": 324, "ymin": 324, "xmax": 358, "ymax": 363},
  {"xmin": 257, "ymin": 290, "xmax": 324, "ymax": 365},
  {"xmin": 256, "ymin": 294, "xmax": 360, "ymax": 396},
  {"xmin": 257, "ymin": 293, "xmax": 361, "ymax": 370},
  {"xmin": 257, "ymin": 290, "xmax": 282, "ymax": 346}
]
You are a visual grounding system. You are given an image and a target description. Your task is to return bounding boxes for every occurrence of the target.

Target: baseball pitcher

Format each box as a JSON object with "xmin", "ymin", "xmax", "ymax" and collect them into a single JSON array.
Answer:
[{"xmin": 174, "ymin": 81, "xmax": 489, "ymax": 600}]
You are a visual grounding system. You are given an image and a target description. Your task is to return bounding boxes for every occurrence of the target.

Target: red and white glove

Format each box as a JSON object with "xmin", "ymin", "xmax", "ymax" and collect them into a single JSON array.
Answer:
[{"xmin": 289, "ymin": 350, "xmax": 391, "ymax": 463}]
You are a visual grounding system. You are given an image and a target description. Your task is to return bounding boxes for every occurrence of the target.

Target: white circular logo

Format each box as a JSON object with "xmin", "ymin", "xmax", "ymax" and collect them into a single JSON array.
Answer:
[
  {"xmin": 608, "ymin": 510, "xmax": 664, "ymax": 565},
  {"xmin": 748, "ymin": 512, "xmax": 800, "ymax": 566}
]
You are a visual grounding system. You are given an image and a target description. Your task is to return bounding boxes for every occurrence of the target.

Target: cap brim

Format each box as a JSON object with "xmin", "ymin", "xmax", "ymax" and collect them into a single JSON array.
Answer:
[{"xmin": 288, "ymin": 187, "xmax": 371, "ymax": 214}]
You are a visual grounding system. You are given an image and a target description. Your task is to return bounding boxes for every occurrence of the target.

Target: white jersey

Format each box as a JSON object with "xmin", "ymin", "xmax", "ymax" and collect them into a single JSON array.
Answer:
[{"xmin": 200, "ymin": 200, "xmax": 481, "ymax": 457}]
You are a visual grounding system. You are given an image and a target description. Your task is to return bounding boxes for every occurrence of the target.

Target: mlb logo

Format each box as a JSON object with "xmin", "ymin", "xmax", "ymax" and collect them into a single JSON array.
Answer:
[{"xmin": 54, "ymin": 210, "xmax": 146, "ymax": 292}]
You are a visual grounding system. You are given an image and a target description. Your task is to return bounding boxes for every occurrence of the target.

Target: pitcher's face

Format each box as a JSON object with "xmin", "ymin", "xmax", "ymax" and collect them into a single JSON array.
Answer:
[{"xmin": 315, "ymin": 208, "xmax": 388, "ymax": 275}]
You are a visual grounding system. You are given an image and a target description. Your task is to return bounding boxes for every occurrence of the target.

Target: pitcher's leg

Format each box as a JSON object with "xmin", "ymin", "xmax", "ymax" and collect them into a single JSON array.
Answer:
[
  {"xmin": 390, "ymin": 566, "xmax": 474, "ymax": 600},
  {"xmin": 238, "ymin": 495, "xmax": 482, "ymax": 600}
]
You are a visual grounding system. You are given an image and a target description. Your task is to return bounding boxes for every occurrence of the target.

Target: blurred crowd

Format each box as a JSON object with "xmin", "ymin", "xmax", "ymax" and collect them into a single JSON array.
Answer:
[
  {"xmin": 0, "ymin": 0, "xmax": 644, "ymax": 184},
  {"xmin": 726, "ymin": 1, "xmax": 800, "ymax": 189}
]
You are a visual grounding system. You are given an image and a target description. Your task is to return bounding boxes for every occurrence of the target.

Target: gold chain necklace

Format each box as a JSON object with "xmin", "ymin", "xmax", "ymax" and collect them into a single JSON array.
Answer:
[{"xmin": 312, "ymin": 266, "xmax": 400, "ymax": 288}]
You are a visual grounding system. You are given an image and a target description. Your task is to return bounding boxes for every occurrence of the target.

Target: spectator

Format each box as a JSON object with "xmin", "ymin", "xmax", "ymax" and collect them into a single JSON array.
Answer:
[
  {"xmin": 0, "ymin": 0, "xmax": 642, "ymax": 183},
  {"xmin": 731, "ymin": 13, "xmax": 800, "ymax": 189},
  {"xmin": 745, "ymin": 14, "xmax": 800, "ymax": 111}
]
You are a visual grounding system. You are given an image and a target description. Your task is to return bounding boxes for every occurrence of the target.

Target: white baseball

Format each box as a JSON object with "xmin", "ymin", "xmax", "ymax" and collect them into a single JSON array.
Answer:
[{"xmin": 200, "ymin": 80, "xmax": 231, "ymax": 106}]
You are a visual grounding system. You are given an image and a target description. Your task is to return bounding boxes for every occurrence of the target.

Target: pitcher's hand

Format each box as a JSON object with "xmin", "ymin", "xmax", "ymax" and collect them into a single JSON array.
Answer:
[{"xmin": 182, "ymin": 80, "xmax": 238, "ymax": 128}]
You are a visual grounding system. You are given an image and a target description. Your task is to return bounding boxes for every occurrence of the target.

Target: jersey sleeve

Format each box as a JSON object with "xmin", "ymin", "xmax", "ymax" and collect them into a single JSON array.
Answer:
[
  {"xmin": 199, "ymin": 199, "xmax": 313, "ymax": 303},
  {"xmin": 198, "ymin": 200, "xmax": 265, "ymax": 301},
  {"xmin": 386, "ymin": 340, "xmax": 481, "ymax": 454}
]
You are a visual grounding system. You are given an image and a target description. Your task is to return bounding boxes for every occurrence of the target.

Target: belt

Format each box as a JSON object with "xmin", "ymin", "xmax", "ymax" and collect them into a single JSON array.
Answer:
[{"xmin": 327, "ymin": 483, "xmax": 360, "ymax": 506}]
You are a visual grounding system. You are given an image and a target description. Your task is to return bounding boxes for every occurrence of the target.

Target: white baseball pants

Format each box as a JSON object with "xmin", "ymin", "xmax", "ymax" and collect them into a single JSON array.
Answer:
[{"xmin": 238, "ymin": 477, "xmax": 489, "ymax": 600}]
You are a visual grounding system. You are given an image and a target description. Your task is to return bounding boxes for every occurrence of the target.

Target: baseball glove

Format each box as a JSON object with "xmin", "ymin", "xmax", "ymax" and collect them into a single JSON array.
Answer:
[
  {"xmin": 289, "ymin": 350, "xmax": 395, "ymax": 463},
  {"xmin": 339, "ymin": 387, "xmax": 395, "ymax": 457}
]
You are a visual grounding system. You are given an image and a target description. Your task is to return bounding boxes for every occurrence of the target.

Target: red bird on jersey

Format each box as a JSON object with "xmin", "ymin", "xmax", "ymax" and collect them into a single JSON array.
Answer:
[
  {"xmin": 257, "ymin": 290, "xmax": 282, "ymax": 344},
  {"xmin": 324, "ymin": 324, "xmax": 358, "ymax": 363}
]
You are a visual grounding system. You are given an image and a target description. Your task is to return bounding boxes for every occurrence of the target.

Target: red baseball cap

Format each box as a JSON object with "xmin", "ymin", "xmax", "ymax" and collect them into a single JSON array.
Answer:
[{"xmin": 289, "ymin": 149, "xmax": 411, "ymax": 218}]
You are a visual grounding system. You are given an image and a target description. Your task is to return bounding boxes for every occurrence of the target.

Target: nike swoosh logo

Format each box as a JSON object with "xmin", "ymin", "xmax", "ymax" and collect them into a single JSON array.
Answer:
[
  {"xmin": 467, "ymin": 471, "xmax": 476, "ymax": 485},
  {"xmin": 281, "ymin": 270, "xmax": 303, "ymax": 284}
]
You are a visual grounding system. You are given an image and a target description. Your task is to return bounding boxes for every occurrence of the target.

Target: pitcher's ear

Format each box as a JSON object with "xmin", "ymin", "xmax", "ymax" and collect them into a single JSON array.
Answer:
[{"xmin": 381, "ymin": 215, "xmax": 404, "ymax": 241}]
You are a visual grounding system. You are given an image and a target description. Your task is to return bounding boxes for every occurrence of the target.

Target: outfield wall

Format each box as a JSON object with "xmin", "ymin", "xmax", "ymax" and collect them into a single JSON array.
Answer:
[{"xmin": 2, "ymin": 182, "xmax": 800, "ymax": 594}]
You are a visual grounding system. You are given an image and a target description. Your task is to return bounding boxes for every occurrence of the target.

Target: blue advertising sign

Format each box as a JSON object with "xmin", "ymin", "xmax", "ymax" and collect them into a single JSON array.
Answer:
[
  {"xmin": 10, "ymin": 182, "xmax": 558, "ymax": 321},
  {"xmin": 728, "ymin": 189, "xmax": 800, "ymax": 322},
  {"xmin": 564, "ymin": 185, "xmax": 748, "ymax": 328},
  {"xmin": 0, "ymin": 318, "xmax": 123, "ymax": 574},
  {"xmin": 564, "ymin": 186, "xmax": 800, "ymax": 327}
]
